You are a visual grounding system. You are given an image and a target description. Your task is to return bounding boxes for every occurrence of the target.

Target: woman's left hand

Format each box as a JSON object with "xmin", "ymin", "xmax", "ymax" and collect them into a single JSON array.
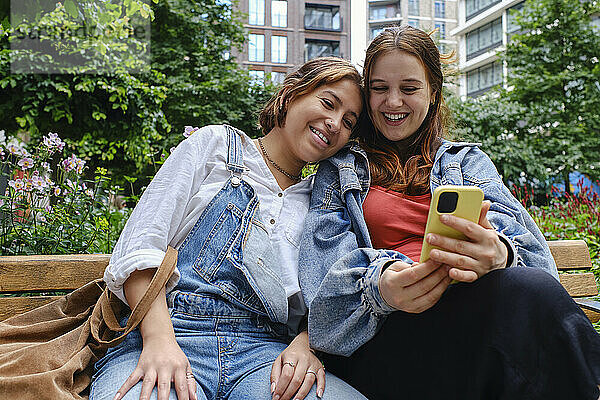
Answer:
[
  {"xmin": 270, "ymin": 331, "xmax": 325, "ymax": 400},
  {"xmin": 426, "ymin": 201, "xmax": 508, "ymax": 282}
]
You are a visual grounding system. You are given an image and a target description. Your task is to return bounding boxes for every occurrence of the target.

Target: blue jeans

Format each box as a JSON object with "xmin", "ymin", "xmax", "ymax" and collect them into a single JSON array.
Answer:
[
  {"xmin": 90, "ymin": 129, "xmax": 365, "ymax": 399},
  {"xmin": 90, "ymin": 292, "xmax": 366, "ymax": 400}
]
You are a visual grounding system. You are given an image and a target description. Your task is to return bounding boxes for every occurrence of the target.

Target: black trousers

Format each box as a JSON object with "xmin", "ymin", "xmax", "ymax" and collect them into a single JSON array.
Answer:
[{"xmin": 322, "ymin": 268, "xmax": 600, "ymax": 400}]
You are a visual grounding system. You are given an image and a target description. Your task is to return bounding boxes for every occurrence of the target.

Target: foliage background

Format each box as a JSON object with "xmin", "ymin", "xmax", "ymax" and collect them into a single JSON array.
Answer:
[{"xmin": 0, "ymin": 0, "xmax": 273, "ymax": 193}]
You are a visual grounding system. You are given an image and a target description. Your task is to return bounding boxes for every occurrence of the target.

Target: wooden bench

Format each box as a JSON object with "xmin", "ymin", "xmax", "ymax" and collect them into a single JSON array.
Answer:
[{"xmin": 0, "ymin": 240, "xmax": 599, "ymax": 323}]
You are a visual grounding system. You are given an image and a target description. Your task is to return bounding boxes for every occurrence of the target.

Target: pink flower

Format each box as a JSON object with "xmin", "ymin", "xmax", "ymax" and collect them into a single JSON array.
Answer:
[
  {"xmin": 18, "ymin": 157, "xmax": 34, "ymax": 169},
  {"xmin": 0, "ymin": 199, "xmax": 4, "ymax": 207},
  {"xmin": 183, "ymin": 126, "xmax": 199, "ymax": 138},
  {"xmin": 66, "ymin": 179, "xmax": 76, "ymax": 190},
  {"xmin": 43, "ymin": 132, "xmax": 65, "ymax": 153},
  {"xmin": 31, "ymin": 175, "xmax": 47, "ymax": 190},
  {"xmin": 62, "ymin": 154, "xmax": 84, "ymax": 173},
  {"xmin": 23, "ymin": 179, "xmax": 34, "ymax": 192},
  {"xmin": 8, "ymin": 178, "xmax": 24, "ymax": 191}
]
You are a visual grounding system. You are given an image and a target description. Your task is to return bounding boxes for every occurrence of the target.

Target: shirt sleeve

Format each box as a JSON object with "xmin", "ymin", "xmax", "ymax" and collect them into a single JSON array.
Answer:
[
  {"xmin": 462, "ymin": 147, "xmax": 558, "ymax": 279},
  {"xmin": 104, "ymin": 126, "xmax": 218, "ymax": 305},
  {"xmin": 298, "ymin": 160, "xmax": 411, "ymax": 356}
]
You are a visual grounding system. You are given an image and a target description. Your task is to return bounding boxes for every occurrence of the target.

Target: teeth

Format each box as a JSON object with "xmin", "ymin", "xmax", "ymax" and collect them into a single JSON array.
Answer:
[
  {"xmin": 383, "ymin": 112, "xmax": 408, "ymax": 121},
  {"xmin": 310, "ymin": 127, "xmax": 329, "ymax": 144}
]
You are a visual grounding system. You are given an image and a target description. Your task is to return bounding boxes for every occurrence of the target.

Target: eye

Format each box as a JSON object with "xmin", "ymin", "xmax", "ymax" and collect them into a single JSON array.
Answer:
[
  {"xmin": 402, "ymin": 87, "xmax": 420, "ymax": 94},
  {"xmin": 370, "ymin": 86, "xmax": 387, "ymax": 92},
  {"xmin": 321, "ymin": 98, "xmax": 334, "ymax": 108},
  {"xmin": 343, "ymin": 118, "xmax": 354, "ymax": 130}
]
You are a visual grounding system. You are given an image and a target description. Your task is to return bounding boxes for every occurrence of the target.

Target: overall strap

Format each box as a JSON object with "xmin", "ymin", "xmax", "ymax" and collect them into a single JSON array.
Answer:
[{"xmin": 225, "ymin": 125, "xmax": 246, "ymax": 179}]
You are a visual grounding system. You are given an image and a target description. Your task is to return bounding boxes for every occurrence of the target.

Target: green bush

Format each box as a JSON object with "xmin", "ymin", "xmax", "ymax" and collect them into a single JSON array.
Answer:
[
  {"xmin": 0, "ymin": 131, "xmax": 130, "ymax": 255},
  {"xmin": 512, "ymin": 182, "xmax": 600, "ymax": 332}
]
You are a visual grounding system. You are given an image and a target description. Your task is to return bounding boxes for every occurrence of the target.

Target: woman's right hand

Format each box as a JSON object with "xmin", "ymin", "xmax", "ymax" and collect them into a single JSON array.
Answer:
[
  {"xmin": 379, "ymin": 259, "xmax": 451, "ymax": 313},
  {"xmin": 115, "ymin": 333, "xmax": 197, "ymax": 400},
  {"xmin": 118, "ymin": 268, "xmax": 197, "ymax": 400}
]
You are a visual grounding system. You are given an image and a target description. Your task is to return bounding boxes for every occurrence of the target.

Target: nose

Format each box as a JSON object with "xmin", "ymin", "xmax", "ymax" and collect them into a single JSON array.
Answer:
[
  {"xmin": 325, "ymin": 115, "xmax": 342, "ymax": 134},
  {"xmin": 386, "ymin": 89, "xmax": 404, "ymax": 107}
]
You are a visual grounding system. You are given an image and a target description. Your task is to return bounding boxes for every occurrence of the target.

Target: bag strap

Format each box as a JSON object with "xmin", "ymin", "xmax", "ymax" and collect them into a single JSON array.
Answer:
[{"xmin": 90, "ymin": 246, "xmax": 178, "ymax": 346}]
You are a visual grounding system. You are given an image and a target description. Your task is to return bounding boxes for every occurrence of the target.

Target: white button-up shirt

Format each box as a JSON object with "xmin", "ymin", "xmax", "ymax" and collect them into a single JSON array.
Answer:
[{"xmin": 104, "ymin": 126, "xmax": 312, "ymax": 324}]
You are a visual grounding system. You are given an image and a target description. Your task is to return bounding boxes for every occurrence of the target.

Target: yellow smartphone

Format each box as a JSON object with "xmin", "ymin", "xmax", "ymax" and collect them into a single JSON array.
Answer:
[{"xmin": 419, "ymin": 185, "xmax": 484, "ymax": 263}]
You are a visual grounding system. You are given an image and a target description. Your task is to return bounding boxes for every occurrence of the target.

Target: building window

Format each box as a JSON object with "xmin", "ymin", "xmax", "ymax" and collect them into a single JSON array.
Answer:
[
  {"xmin": 305, "ymin": 39, "xmax": 340, "ymax": 61},
  {"xmin": 272, "ymin": 0, "xmax": 287, "ymax": 28},
  {"xmin": 466, "ymin": 0, "xmax": 501, "ymax": 21},
  {"xmin": 270, "ymin": 71, "xmax": 286, "ymax": 84},
  {"xmin": 434, "ymin": 1, "xmax": 445, "ymax": 18},
  {"xmin": 434, "ymin": 22, "xmax": 446, "ymax": 39},
  {"xmin": 271, "ymin": 35, "xmax": 287, "ymax": 63},
  {"xmin": 249, "ymin": 0, "xmax": 265, "ymax": 25},
  {"xmin": 507, "ymin": 2, "xmax": 524, "ymax": 34},
  {"xmin": 371, "ymin": 26, "xmax": 385, "ymax": 39},
  {"xmin": 370, "ymin": 3, "xmax": 400, "ymax": 21},
  {"xmin": 370, "ymin": 5, "xmax": 388, "ymax": 20},
  {"xmin": 467, "ymin": 61, "xmax": 503, "ymax": 96},
  {"xmin": 305, "ymin": 4, "xmax": 341, "ymax": 31},
  {"xmin": 248, "ymin": 33, "xmax": 264, "ymax": 62},
  {"xmin": 408, "ymin": 0, "xmax": 419, "ymax": 16},
  {"xmin": 249, "ymin": 70, "xmax": 265, "ymax": 84},
  {"xmin": 466, "ymin": 18, "xmax": 502, "ymax": 60},
  {"xmin": 408, "ymin": 19, "xmax": 419, "ymax": 28}
]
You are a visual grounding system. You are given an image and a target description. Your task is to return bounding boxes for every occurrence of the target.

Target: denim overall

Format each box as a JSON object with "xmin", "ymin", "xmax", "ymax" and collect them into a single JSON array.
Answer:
[{"xmin": 89, "ymin": 127, "xmax": 366, "ymax": 400}]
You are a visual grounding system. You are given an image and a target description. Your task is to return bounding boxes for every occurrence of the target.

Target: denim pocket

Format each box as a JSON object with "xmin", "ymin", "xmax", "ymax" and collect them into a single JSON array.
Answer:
[{"xmin": 191, "ymin": 201, "xmax": 243, "ymax": 281}]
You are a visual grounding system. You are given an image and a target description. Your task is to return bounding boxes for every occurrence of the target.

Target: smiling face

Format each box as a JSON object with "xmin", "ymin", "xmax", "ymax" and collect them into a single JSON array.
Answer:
[
  {"xmin": 281, "ymin": 78, "xmax": 362, "ymax": 163},
  {"xmin": 368, "ymin": 50, "xmax": 433, "ymax": 143}
]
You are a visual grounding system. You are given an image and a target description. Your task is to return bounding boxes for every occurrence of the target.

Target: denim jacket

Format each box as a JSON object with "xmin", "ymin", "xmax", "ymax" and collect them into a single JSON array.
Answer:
[{"xmin": 298, "ymin": 140, "xmax": 558, "ymax": 356}]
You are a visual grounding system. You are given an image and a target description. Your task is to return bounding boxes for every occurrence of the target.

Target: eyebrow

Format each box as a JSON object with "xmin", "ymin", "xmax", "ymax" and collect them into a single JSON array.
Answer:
[
  {"xmin": 323, "ymin": 89, "xmax": 359, "ymax": 119},
  {"xmin": 370, "ymin": 78, "xmax": 424, "ymax": 85}
]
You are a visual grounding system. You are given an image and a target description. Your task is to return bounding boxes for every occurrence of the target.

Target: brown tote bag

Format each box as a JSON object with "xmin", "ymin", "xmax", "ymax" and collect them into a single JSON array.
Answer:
[{"xmin": 0, "ymin": 246, "xmax": 177, "ymax": 399}]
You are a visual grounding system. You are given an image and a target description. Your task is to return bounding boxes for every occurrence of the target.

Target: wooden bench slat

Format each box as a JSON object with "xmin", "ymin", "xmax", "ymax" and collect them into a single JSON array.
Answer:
[
  {"xmin": 574, "ymin": 299, "xmax": 600, "ymax": 323},
  {"xmin": 559, "ymin": 273, "xmax": 599, "ymax": 297},
  {"xmin": 0, "ymin": 254, "xmax": 109, "ymax": 292},
  {"xmin": 0, "ymin": 296, "xmax": 61, "ymax": 321},
  {"xmin": 548, "ymin": 240, "xmax": 593, "ymax": 270}
]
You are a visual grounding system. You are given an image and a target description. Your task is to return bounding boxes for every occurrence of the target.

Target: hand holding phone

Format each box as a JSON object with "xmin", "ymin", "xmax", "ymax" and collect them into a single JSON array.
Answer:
[{"xmin": 419, "ymin": 185, "xmax": 484, "ymax": 264}]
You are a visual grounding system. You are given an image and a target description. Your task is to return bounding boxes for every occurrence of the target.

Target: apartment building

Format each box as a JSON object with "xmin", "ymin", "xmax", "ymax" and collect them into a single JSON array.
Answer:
[
  {"xmin": 346, "ymin": 0, "xmax": 458, "ymax": 77},
  {"xmin": 233, "ymin": 0, "xmax": 352, "ymax": 83},
  {"xmin": 450, "ymin": 0, "xmax": 524, "ymax": 97}
]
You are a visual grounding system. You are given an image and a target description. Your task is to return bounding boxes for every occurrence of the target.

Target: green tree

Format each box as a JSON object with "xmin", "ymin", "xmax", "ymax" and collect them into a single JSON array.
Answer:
[
  {"xmin": 503, "ymin": 0, "xmax": 600, "ymax": 192},
  {"xmin": 0, "ymin": 0, "xmax": 170, "ymax": 186},
  {"xmin": 1, "ymin": 0, "xmax": 274, "ymax": 191},
  {"xmin": 149, "ymin": 0, "xmax": 274, "ymax": 147},
  {"xmin": 447, "ymin": 90, "xmax": 548, "ymax": 188}
]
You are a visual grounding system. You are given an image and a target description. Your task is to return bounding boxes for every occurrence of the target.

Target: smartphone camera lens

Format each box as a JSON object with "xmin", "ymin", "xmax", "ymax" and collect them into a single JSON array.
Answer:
[{"xmin": 438, "ymin": 191, "xmax": 458, "ymax": 213}]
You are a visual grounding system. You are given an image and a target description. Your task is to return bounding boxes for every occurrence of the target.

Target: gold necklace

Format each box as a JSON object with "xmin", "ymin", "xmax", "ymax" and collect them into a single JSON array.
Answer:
[{"xmin": 257, "ymin": 137, "xmax": 302, "ymax": 182}]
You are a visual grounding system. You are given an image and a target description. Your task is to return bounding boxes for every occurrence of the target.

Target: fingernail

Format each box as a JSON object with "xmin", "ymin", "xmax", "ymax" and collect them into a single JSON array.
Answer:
[
  {"xmin": 440, "ymin": 214, "xmax": 449, "ymax": 222},
  {"xmin": 317, "ymin": 389, "xmax": 324, "ymax": 398},
  {"xmin": 113, "ymin": 393, "xmax": 121, "ymax": 400},
  {"xmin": 273, "ymin": 395, "xmax": 280, "ymax": 400},
  {"xmin": 271, "ymin": 381, "xmax": 276, "ymax": 393},
  {"xmin": 428, "ymin": 233, "xmax": 436, "ymax": 243}
]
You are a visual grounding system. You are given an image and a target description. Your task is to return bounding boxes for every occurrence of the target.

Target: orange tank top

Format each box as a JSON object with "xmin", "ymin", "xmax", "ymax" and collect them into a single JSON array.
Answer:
[{"xmin": 363, "ymin": 185, "xmax": 431, "ymax": 262}]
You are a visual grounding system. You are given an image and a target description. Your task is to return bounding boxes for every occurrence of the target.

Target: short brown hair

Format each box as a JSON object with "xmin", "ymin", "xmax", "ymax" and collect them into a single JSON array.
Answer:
[{"xmin": 259, "ymin": 57, "xmax": 362, "ymax": 135}]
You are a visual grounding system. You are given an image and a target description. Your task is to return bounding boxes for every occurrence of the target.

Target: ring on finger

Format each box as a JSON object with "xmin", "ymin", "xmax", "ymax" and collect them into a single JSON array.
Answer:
[
  {"xmin": 186, "ymin": 372, "xmax": 195, "ymax": 380},
  {"xmin": 284, "ymin": 361, "xmax": 296, "ymax": 368},
  {"xmin": 306, "ymin": 370, "xmax": 317, "ymax": 378}
]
